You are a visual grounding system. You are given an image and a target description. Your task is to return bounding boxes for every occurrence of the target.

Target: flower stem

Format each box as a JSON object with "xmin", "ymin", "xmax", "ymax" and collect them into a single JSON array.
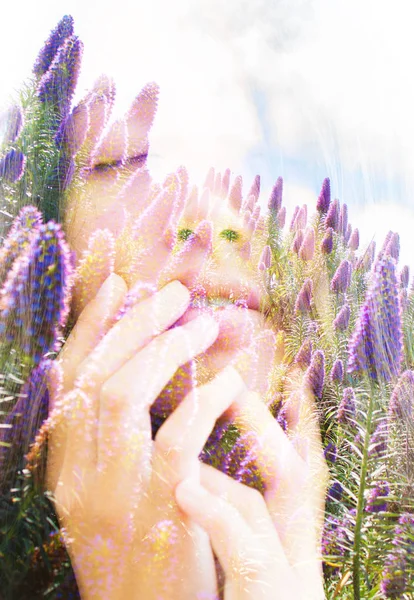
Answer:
[{"xmin": 352, "ymin": 386, "xmax": 375, "ymax": 600}]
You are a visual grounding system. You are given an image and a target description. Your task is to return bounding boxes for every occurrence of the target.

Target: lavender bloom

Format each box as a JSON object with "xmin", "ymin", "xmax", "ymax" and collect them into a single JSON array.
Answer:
[
  {"xmin": 289, "ymin": 205, "xmax": 300, "ymax": 231},
  {"xmin": 294, "ymin": 338, "xmax": 313, "ymax": 368},
  {"xmin": 299, "ymin": 227, "xmax": 315, "ymax": 261},
  {"xmin": 348, "ymin": 255, "xmax": 402, "ymax": 382},
  {"xmin": 331, "ymin": 260, "xmax": 352, "ymax": 294},
  {"xmin": 333, "ymin": 303, "xmax": 351, "ymax": 331},
  {"xmin": 37, "ymin": 35, "xmax": 83, "ymax": 121},
  {"xmin": 0, "ymin": 206, "xmax": 43, "ymax": 288},
  {"xmin": 258, "ymin": 245, "xmax": 271, "ymax": 271},
  {"xmin": 400, "ymin": 265, "xmax": 409, "ymax": 288},
  {"xmin": 295, "ymin": 278, "xmax": 313, "ymax": 314},
  {"xmin": 0, "ymin": 221, "xmax": 73, "ymax": 366},
  {"xmin": 248, "ymin": 174, "xmax": 260, "ymax": 200},
  {"xmin": 228, "ymin": 175, "xmax": 242, "ymax": 212},
  {"xmin": 389, "ymin": 370, "xmax": 414, "ymax": 420},
  {"xmin": 339, "ymin": 203, "xmax": 348, "ymax": 237},
  {"xmin": 386, "ymin": 232, "xmax": 400, "ymax": 262},
  {"xmin": 324, "ymin": 442, "xmax": 337, "ymax": 463},
  {"xmin": 268, "ymin": 176, "xmax": 283, "ymax": 213},
  {"xmin": 344, "ymin": 223, "xmax": 352, "ymax": 244},
  {"xmin": 330, "ymin": 359, "xmax": 344, "ymax": 383},
  {"xmin": 338, "ymin": 387, "xmax": 357, "ymax": 423},
  {"xmin": 292, "ymin": 228, "xmax": 304, "ymax": 254},
  {"xmin": 325, "ymin": 198, "xmax": 340, "ymax": 231},
  {"xmin": 2, "ymin": 104, "xmax": 24, "ymax": 143},
  {"xmin": 356, "ymin": 239, "xmax": 376, "ymax": 272},
  {"xmin": 33, "ymin": 15, "xmax": 74, "ymax": 76},
  {"xmin": 369, "ymin": 419, "xmax": 388, "ymax": 458},
  {"xmin": 366, "ymin": 481, "xmax": 390, "ymax": 513},
  {"xmin": 305, "ymin": 350, "xmax": 325, "ymax": 399},
  {"xmin": 394, "ymin": 513, "xmax": 414, "ymax": 559},
  {"xmin": 380, "ymin": 555, "xmax": 407, "ymax": 598},
  {"xmin": 0, "ymin": 360, "xmax": 51, "ymax": 455},
  {"xmin": 0, "ymin": 149, "xmax": 26, "ymax": 183},
  {"xmin": 321, "ymin": 227, "xmax": 334, "ymax": 254},
  {"xmin": 327, "ymin": 481, "xmax": 343, "ymax": 502},
  {"xmin": 295, "ymin": 205, "xmax": 307, "ymax": 230},
  {"xmin": 276, "ymin": 206, "xmax": 286, "ymax": 228},
  {"xmin": 316, "ymin": 177, "xmax": 331, "ymax": 214},
  {"xmin": 348, "ymin": 227, "xmax": 360, "ymax": 251}
]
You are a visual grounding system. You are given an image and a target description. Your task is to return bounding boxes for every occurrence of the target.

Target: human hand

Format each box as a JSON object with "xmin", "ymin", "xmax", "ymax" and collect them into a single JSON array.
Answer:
[
  {"xmin": 175, "ymin": 382, "xmax": 328, "ymax": 599},
  {"xmin": 46, "ymin": 275, "xmax": 247, "ymax": 599}
]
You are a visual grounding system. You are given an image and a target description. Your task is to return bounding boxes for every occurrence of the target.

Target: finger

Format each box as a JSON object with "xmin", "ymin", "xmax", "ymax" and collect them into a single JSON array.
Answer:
[
  {"xmin": 175, "ymin": 478, "xmax": 290, "ymax": 587},
  {"xmin": 230, "ymin": 392, "xmax": 325, "ymax": 585},
  {"xmin": 75, "ymin": 280, "xmax": 191, "ymax": 393},
  {"xmin": 199, "ymin": 463, "xmax": 276, "ymax": 537},
  {"xmin": 52, "ymin": 388, "xmax": 96, "ymax": 513},
  {"xmin": 96, "ymin": 313, "xmax": 219, "ymax": 489},
  {"xmin": 58, "ymin": 273, "xmax": 127, "ymax": 394},
  {"xmin": 152, "ymin": 366, "xmax": 246, "ymax": 493},
  {"xmin": 81, "ymin": 75, "xmax": 116, "ymax": 161}
]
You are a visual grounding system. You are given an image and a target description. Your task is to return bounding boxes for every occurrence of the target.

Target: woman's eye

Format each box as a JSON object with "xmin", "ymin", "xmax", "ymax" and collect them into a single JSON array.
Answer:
[
  {"xmin": 93, "ymin": 159, "xmax": 122, "ymax": 173},
  {"xmin": 219, "ymin": 229, "xmax": 239, "ymax": 242},
  {"xmin": 177, "ymin": 228, "xmax": 194, "ymax": 241}
]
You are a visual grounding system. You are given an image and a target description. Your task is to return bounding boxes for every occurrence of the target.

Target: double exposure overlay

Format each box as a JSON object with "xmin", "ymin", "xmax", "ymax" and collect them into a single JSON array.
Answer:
[{"xmin": 0, "ymin": 15, "xmax": 413, "ymax": 600}]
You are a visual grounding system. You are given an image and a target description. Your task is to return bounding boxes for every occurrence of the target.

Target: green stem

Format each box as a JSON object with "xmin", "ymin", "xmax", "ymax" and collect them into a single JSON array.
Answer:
[{"xmin": 352, "ymin": 385, "xmax": 375, "ymax": 600}]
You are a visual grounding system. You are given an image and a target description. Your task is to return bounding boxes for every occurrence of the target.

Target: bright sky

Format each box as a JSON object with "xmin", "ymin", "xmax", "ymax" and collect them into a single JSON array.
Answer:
[{"xmin": 2, "ymin": 0, "xmax": 414, "ymax": 272}]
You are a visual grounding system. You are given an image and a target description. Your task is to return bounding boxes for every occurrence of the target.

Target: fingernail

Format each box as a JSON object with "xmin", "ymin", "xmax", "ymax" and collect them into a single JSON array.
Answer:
[{"xmin": 175, "ymin": 478, "xmax": 204, "ymax": 507}]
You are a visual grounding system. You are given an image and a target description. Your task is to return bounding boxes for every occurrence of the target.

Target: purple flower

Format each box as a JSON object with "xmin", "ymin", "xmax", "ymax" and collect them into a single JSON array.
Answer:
[
  {"xmin": 369, "ymin": 419, "xmax": 388, "ymax": 458},
  {"xmin": 248, "ymin": 174, "xmax": 260, "ymax": 200},
  {"xmin": 325, "ymin": 198, "xmax": 340, "ymax": 231},
  {"xmin": 299, "ymin": 227, "xmax": 315, "ymax": 261},
  {"xmin": 331, "ymin": 260, "xmax": 352, "ymax": 294},
  {"xmin": 321, "ymin": 227, "xmax": 334, "ymax": 254},
  {"xmin": 356, "ymin": 240, "xmax": 376, "ymax": 272},
  {"xmin": 295, "ymin": 205, "xmax": 307, "ymax": 230},
  {"xmin": 0, "ymin": 149, "xmax": 26, "ymax": 183},
  {"xmin": 258, "ymin": 245, "xmax": 271, "ymax": 271},
  {"xmin": 380, "ymin": 554, "xmax": 407, "ymax": 598},
  {"xmin": 292, "ymin": 228, "xmax": 304, "ymax": 254},
  {"xmin": 366, "ymin": 481, "xmax": 390, "ymax": 513},
  {"xmin": 294, "ymin": 338, "xmax": 313, "ymax": 368},
  {"xmin": 333, "ymin": 303, "xmax": 351, "ymax": 331},
  {"xmin": 338, "ymin": 387, "xmax": 356, "ymax": 424},
  {"xmin": 330, "ymin": 359, "xmax": 344, "ymax": 383},
  {"xmin": 344, "ymin": 223, "xmax": 352, "ymax": 244},
  {"xmin": 289, "ymin": 205, "xmax": 300, "ymax": 231},
  {"xmin": 316, "ymin": 178, "xmax": 331, "ymax": 214},
  {"xmin": 0, "ymin": 360, "xmax": 51, "ymax": 451},
  {"xmin": 33, "ymin": 15, "xmax": 75, "ymax": 77},
  {"xmin": 386, "ymin": 232, "xmax": 400, "ymax": 262},
  {"xmin": 324, "ymin": 442, "xmax": 337, "ymax": 463},
  {"xmin": 389, "ymin": 370, "xmax": 414, "ymax": 420},
  {"xmin": 2, "ymin": 104, "xmax": 24, "ymax": 143},
  {"xmin": 228, "ymin": 175, "xmax": 242, "ymax": 212},
  {"xmin": 295, "ymin": 278, "xmax": 313, "ymax": 314},
  {"xmin": 400, "ymin": 265, "xmax": 409, "ymax": 288},
  {"xmin": 0, "ymin": 206, "xmax": 43, "ymax": 288},
  {"xmin": 268, "ymin": 176, "xmax": 283, "ymax": 213},
  {"xmin": 348, "ymin": 255, "xmax": 403, "ymax": 382},
  {"xmin": 37, "ymin": 35, "xmax": 83, "ymax": 121},
  {"xmin": 276, "ymin": 206, "xmax": 286, "ymax": 228},
  {"xmin": 327, "ymin": 481, "xmax": 343, "ymax": 502},
  {"xmin": 348, "ymin": 227, "xmax": 360, "ymax": 251},
  {"xmin": 339, "ymin": 203, "xmax": 348, "ymax": 237},
  {"xmin": 0, "ymin": 221, "xmax": 74, "ymax": 366},
  {"xmin": 0, "ymin": 360, "xmax": 51, "ymax": 477},
  {"xmin": 305, "ymin": 350, "xmax": 325, "ymax": 399}
]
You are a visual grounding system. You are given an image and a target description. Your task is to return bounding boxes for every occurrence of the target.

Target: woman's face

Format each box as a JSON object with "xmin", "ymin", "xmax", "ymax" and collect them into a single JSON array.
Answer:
[{"xmin": 64, "ymin": 79, "xmax": 277, "ymax": 409}]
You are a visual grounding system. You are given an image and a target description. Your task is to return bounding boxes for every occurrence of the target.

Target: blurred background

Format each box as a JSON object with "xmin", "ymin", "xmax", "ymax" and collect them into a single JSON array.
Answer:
[{"xmin": 1, "ymin": 0, "xmax": 413, "ymax": 269}]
